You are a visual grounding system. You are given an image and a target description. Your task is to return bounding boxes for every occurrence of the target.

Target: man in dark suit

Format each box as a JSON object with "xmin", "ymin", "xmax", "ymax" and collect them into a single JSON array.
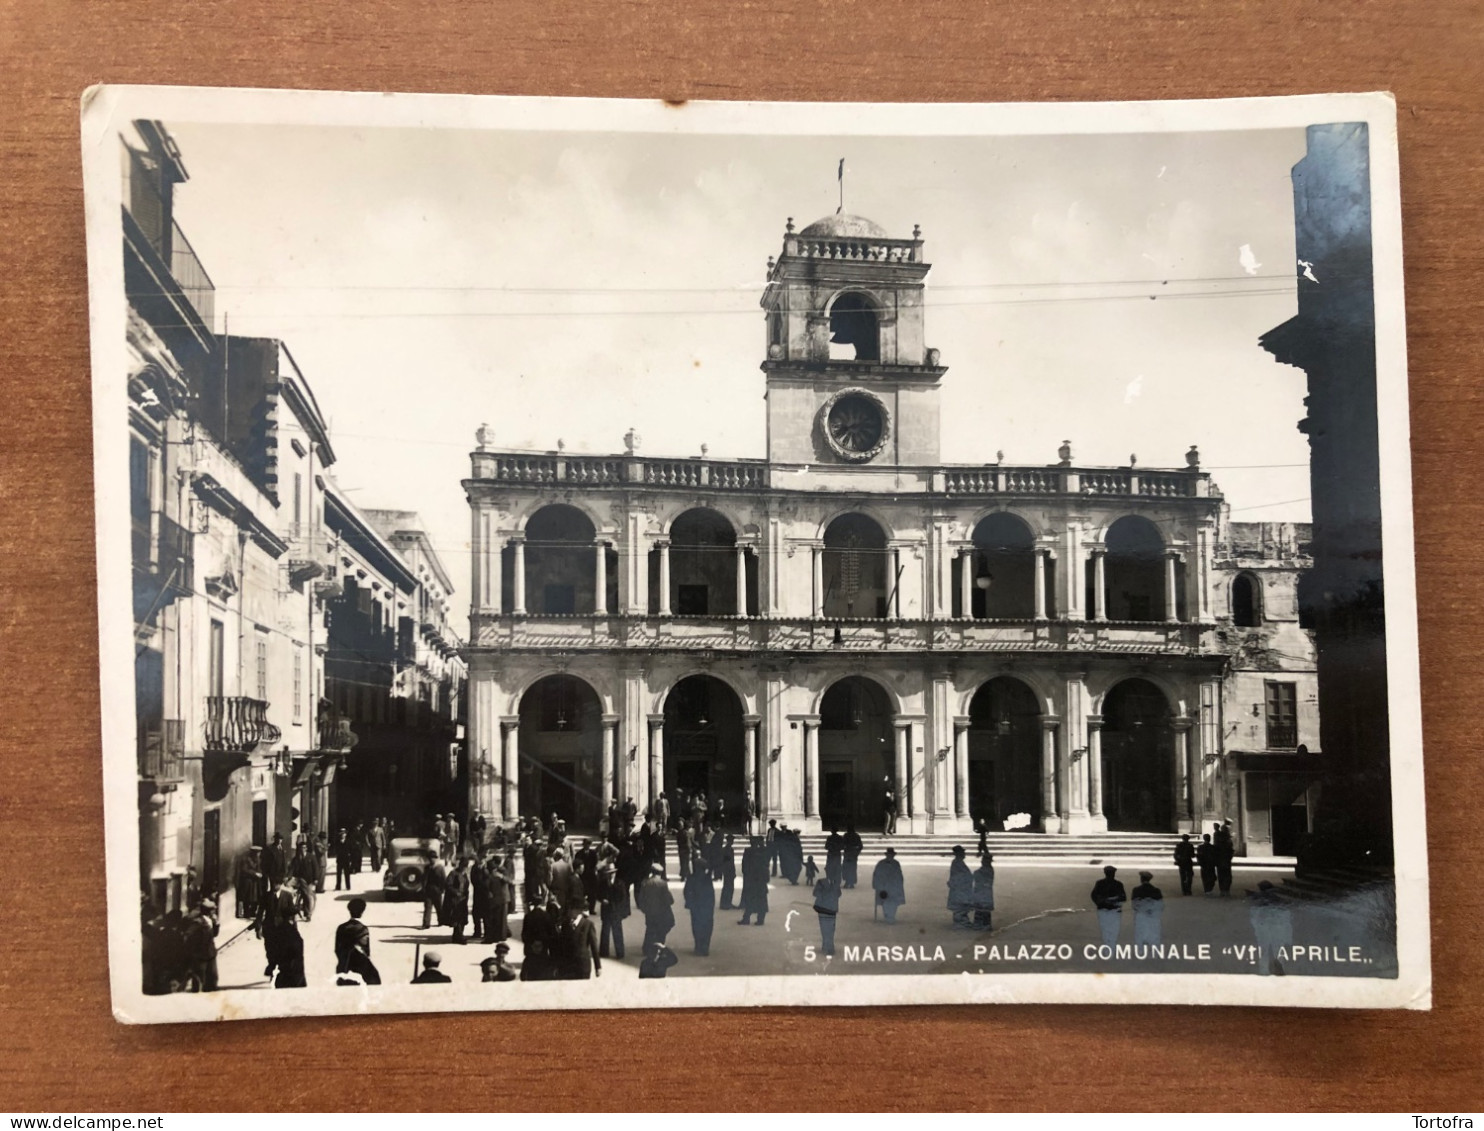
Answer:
[
  {"xmin": 412, "ymin": 951, "xmax": 452, "ymax": 983},
  {"xmin": 1090, "ymin": 865, "xmax": 1127, "ymax": 947},
  {"xmin": 1174, "ymin": 834, "xmax": 1196, "ymax": 896},
  {"xmin": 262, "ymin": 833, "xmax": 289, "ymax": 891},
  {"xmin": 421, "ymin": 854, "xmax": 448, "ymax": 930},
  {"xmin": 334, "ymin": 897, "xmax": 381, "ymax": 984},
  {"xmin": 443, "ymin": 857, "xmax": 472, "ymax": 944}
]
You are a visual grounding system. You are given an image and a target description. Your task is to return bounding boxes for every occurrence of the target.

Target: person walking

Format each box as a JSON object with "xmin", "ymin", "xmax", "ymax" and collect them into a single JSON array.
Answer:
[
  {"xmin": 263, "ymin": 833, "xmax": 289, "ymax": 892},
  {"xmin": 443, "ymin": 857, "xmax": 472, "ymax": 944},
  {"xmin": 485, "ymin": 852, "xmax": 511, "ymax": 943},
  {"xmin": 872, "ymin": 847, "xmax": 906, "ymax": 923},
  {"xmin": 334, "ymin": 897, "xmax": 381, "ymax": 985},
  {"xmin": 882, "ymin": 777, "xmax": 897, "ymax": 835},
  {"xmin": 469, "ymin": 811, "xmax": 488, "ymax": 856},
  {"xmin": 311, "ymin": 832, "xmax": 329, "ymax": 895},
  {"xmin": 470, "ymin": 855, "xmax": 493, "ymax": 943},
  {"xmin": 597, "ymin": 851, "xmax": 629, "ymax": 960},
  {"xmin": 562, "ymin": 904, "xmax": 602, "ymax": 979},
  {"xmin": 1214, "ymin": 821, "xmax": 1235, "ymax": 896},
  {"xmin": 1174, "ymin": 834, "xmax": 1196, "ymax": 896},
  {"xmin": 718, "ymin": 833, "xmax": 737, "ymax": 911},
  {"xmin": 261, "ymin": 890, "xmax": 306, "ymax": 989},
  {"xmin": 824, "ymin": 828, "xmax": 845, "ymax": 886},
  {"xmin": 421, "ymin": 853, "xmax": 448, "ymax": 931},
  {"xmin": 842, "ymin": 826, "xmax": 863, "ymax": 889},
  {"xmin": 1196, "ymin": 833, "xmax": 1218, "ymax": 895},
  {"xmin": 1131, "ymin": 871, "xmax": 1164, "ymax": 945},
  {"xmin": 684, "ymin": 862, "xmax": 716, "ymax": 957},
  {"xmin": 675, "ymin": 819, "xmax": 694, "ymax": 882},
  {"xmin": 972, "ymin": 853, "xmax": 995, "ymax": 931},
  {"xmin": 333, "ymin": 829, "xmax": 355, "ymax": 892},
  {"xmin": 947, "ymin": 845, "xmax": 975, "ymax": 928},
  {"xmin": 636, "ymin": 864, "xmax": 676, "ymax": 952},
  {"xmin": 368, "ymin": 818, "xmax": 387, "ymax": 874},
  {"xmin": 812, "ymin": 873, "xmax": 841, "ymax": 957},
  {"xmin": 288, "ymin": 841, "xmax": 318, "ymax": 922},
  {"xmin": 765, "ymin": 819, "xmax": 780, "ymax": 878},
  {"xmin": 738, "ymin": 836, "xmax": 770, "ymax": 926},
  {"xmin": 1091, "ymin": 865, "xmax": 1127, "ymax": 947}
]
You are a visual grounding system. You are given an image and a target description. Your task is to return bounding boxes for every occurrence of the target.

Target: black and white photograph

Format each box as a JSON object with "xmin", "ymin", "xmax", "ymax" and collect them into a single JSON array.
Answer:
[{"xmin": 82, "ymin": 87, "xmax": 1428, "ymax": 1021}]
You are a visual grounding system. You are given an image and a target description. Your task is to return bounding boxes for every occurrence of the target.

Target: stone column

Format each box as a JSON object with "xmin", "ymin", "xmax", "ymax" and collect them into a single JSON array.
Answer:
[
  {"xmin": 891, "ymin": 547, "xmax": 902, "ymax": 617},
  {"xmin": 657, "ymin": 541, "xmax": 671, "ymax": 615},
  {"xmin": 895, "ymin": 719, "xmax": 918, "ymax": 827},
  {"xmin": 742, "ymin": 714, "xmax": 761, "ymax": 811},
  {"xmin": 1165, "ymin": 552, "xmax": 1179, "ymax": 623},
  {"xmin": 735, "ymin": 545, "xmax": 748, "ymax": 616},
  {"xmin": 647, "ymin": 715, "xmax": 665, "ymax": 804},
  {"xmin": 1086, "ymin": 714, "xmax": 1105, "ymax": 822},
  {"xmin": 811, "ymin": 546, "xmax": 824, "ymax": 617},
  {"xmin": 499, "ymin": 717, "xmax": 520, "ymax": 822},
  {"xmin": 1033, "ymin": 548, "xmax": 1048, "ymax": 620},
  {"xmin": 510, "ymin": 538, "xmax": 526, "ymax": 614},
  {"xmin": 953, "ymin": 716, "xmax": 970, "ymax": 818},
  {"xmin": 893, "ymin": 720, "xmax": 909, "ymax": 820},
  {"xmin": 601, "ymin": 714, "xmax": 619, "ymax": 803},
  {"xmin": 1173, "ymin": 717, "xmax": 1195, "ymax": 830},
  {"xmin": 1040, "ymin": 717, "xmax": 1059, "ymax": 832},
  {"xmin": 802, "ymin": 718, "xmax": 820, "ymax": 824},
  {"xmin": 959, "ymin": 547, "xmax": 973, "ymax": 619},
  {"xmin": 594, "ymin": 542, "xmax": 608, "ymax": 614},
  {"xmin": 1092, "ymin": 550, "xmax": 1107, "ymax": 621}
]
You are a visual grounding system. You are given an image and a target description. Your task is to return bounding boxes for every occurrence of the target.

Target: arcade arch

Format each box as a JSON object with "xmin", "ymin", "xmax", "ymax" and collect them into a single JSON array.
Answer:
[
  {"xmin": 1100, "ymin": 677, "xmax": 1176, "ymax": 832},
  {"xmin": 661, "ymin": 674, "xmax": 747, "ymax": 825},
  {"xmin": 818, "ymin": 675, "xmax": 895, "ymax": 830},
  {"xmin": 966, "ymin": 676, "xmax": 1044, "ymax": 830},
  {"xmin": 516, "ymin": 673, "xmax": 604, "ymax": 830},
  {"xmin": 822, "ymin": 513, "xmax": 890, "ymax": 619}
]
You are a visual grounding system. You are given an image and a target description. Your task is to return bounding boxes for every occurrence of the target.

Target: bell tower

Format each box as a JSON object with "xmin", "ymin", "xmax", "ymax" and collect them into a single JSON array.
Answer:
[{"xmin": 760, "ymin": 213, "xmax": 946, "ymax": 467}]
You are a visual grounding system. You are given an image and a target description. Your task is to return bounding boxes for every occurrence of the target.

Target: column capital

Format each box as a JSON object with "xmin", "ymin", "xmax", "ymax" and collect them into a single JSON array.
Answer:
[
  {"xmin": 795, "ymin": 714, "xmax": 822, "ymax": 730},
  {"xmin": 953, "ymin": 715, "xmax": 972, "ymax": 733},
  {"xmin": 600, "ymin": 713, "xmax": 620, "ymax": 729},
  {"xmin": 741, "ymin": 713, "xmax": 762, "ymax": 726},
  {"xmin": 1171, "ymin": 716, "xmax": 1194, "ymax": 732},
  {"xmin": 1085, "ymin": 714, "xmax": 1105, "ymax": 730},
  {"xmin": 498, "ymin": 716, "xmax": 521, "ymax": 732},
  {"xmin": 1040, "ymin": 716, "xmax": 1062, "ymax": 731},
  {"xmin": 508, "ymin": 533, "xmax": 526, "ymax": 545},
  {"xmin": 647, "ymin": 714, "xmax": 666, "ymax": 730},
  {"xmin": 653, "ymin": 538, "xmax": 671, "ymax": 550}
]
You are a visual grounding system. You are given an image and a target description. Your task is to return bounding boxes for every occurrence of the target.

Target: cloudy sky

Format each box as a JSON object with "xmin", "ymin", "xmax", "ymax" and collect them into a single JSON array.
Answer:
[{"xmin": 166, "ymin": 119, "xmax": 1313, "ymax": 609}]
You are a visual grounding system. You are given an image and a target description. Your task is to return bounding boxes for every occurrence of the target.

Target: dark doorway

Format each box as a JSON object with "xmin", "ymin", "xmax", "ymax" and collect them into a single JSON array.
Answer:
[
  {"xmin": 819, "ymin": 676, "xmax": 894, "ymax": 830},
  {"xmin": 251, "ymin": 798, "xmax": 268, "ymax": 848},
  {"xmin": 1101, "ymin": 678, "xmax": 1175, "ymax": 831},
  {"xmin": 518, "ymin": 674, "xmax": 604, "ymax": 830},
  {"xmin": 967, "ymin": 677, "xmax": 1043, "ymax": 830},
  {"xmin": 663, "ymin": 675, "xmax": 747, "ymax": 818},
  {"xmin": 203, "ymin": 808, "xmax": 221, "ymax": 897},
  {"xmin": 821, "ymin": 761, "xmax": 854, "ymax": 828},
  {"xmin": 1271, "ymin": 804, "xmax": 1309, "ymax": 856}
]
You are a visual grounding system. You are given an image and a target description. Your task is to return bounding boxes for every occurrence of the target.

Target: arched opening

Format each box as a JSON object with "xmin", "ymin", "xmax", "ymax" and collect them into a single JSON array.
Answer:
[
  {"xmin": 662, "ymin": 675, "xmax": 747, "ymax": 826},
  {"xmin": 1232, "ymin": 572, "xmax": 1262, "ymax": 627},
  {"xmin": 967, "ymin": 677, "xmax": 1044, "ymax": 830},
  {"xmin": 656, "ymin": 508, "xmax": 748, "ymax": 616},
  {"xmin": 828, "ymin": 292, "xmax": 880, "ymax": 361},
  {"xmin": 504, "ymin": 505, "xmax": 617, "ymax": 616},
  {"xmin": 1103, "ymin": 515, "xmax": 1179, "ymax": 623},
  {"xmin": 517, "ymin": 674, "xmax": 604, "ymax": 830},
  {"xmin": 1101, "ymin": 678, "xmax": 1176, "ymax": 832},
  {"xmin": 823, "ymin": 513, "xmax": 890, "ymax": 619},
  {"xmin": 819, "ymin": 676, "xmax": 895, "ymax": 831},
  {"xmin": 958, "ymin": 513, "xmax": 1041, "ymax": 619}
]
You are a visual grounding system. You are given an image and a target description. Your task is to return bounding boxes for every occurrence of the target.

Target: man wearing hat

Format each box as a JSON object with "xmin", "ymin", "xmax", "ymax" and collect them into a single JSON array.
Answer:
[
  {"xmin": 872, "ymin": 847, "xmax": 906, "ymax": 923},
  {"xmin": 1131, "ymin": 871, "xmax": 1164, "ymax": 945},
  {"xmin": 412, "ymin": 950, "xmax": 452, "ymax": 983},
  {"xmin": 481, "ymin": 944, "xmax": 517, "ymax": 982},
  {"xmin": 637, "ymin": 862, "xmax": 677, "ymax": 949},
  {"xmin": 946, "ymin": 845, "xmax": 975, "ymax": 928},
  {"xmin": 1090, "ymin": 865, "xmax": 1127, "ymax": 947}
]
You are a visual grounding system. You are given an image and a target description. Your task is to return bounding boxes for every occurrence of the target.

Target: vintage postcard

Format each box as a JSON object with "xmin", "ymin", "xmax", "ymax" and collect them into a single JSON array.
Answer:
[{"xmin": 82, "ymin": 86, "xmax": 1428, "ymax": 1022}]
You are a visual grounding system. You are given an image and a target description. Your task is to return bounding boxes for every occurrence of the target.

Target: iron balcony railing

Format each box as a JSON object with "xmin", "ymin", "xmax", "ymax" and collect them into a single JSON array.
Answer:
[
  {"xmin": 203, "ymin": 696, "xmax": 281, "ymax": 754},
  {"xmin": 125, "ymin": 146, "xmax": 216, "ymax": 330},
  {"xmin": 1266, "ymin": 722, "xmax": 1299, "ymax": 750}
]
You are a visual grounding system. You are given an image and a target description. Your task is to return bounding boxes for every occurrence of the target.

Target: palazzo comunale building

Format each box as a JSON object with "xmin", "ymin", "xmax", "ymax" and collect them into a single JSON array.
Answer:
[{"xmin": 464, "ymin": 213, "xmax": 1319, "ymax": 853}]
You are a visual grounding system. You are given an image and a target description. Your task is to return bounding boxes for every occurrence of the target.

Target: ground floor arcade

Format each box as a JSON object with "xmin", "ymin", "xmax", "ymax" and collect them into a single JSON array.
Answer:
[{"xmin": 465, "ymin": 651, "xmax": 1244, "ymax": 838}]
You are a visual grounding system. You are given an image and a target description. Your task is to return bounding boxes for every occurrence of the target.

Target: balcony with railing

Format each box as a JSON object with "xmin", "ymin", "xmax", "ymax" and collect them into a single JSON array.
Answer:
[
  {"xmin": 471, "ymin": 610, "xmax": 1209, "ymax": 656},
  {"xmin": 203, "ymin": 696, "xmax": 281, "ymax": 754},
  {"xmin": 470, "ymin": 449, "xmax": 1208, "ymax": 500},
  {"xmin": 124, "ymin": 146, "xmax": 216, "ymax": 332}
]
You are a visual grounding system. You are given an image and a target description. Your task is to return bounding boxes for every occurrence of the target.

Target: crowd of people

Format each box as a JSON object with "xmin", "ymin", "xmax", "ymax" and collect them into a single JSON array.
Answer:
[{"xmin": 145, "ymin": 801, "xmax": 1282, "ymax": 992}]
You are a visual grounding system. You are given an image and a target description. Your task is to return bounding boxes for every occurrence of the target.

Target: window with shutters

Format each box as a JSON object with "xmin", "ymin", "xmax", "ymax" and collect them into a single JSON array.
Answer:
[{"xmin": 1265, "ymin": 681, "xmax": 1297, "ymax": 749}]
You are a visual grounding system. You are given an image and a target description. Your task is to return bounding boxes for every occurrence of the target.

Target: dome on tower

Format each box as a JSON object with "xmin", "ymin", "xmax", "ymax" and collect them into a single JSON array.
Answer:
[{"xmin": 798, "ymin": 213, "xmax": 891, "ymax": 239}]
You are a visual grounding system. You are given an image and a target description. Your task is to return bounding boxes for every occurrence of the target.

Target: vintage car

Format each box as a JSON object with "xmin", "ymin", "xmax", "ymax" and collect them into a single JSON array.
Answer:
[{"xmin": 383, "ymin": 837, "xmax": 441, "ymax": 901}]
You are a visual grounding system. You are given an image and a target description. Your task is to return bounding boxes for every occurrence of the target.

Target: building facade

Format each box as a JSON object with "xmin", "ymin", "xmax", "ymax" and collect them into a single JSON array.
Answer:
[{"xmin": 463, "ymin": 212, "xmax": 1320, "ymax": 852}]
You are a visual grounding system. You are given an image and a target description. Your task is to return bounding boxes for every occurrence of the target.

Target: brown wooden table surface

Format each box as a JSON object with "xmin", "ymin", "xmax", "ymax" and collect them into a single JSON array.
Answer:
[{"xmin": 2, "ymin": 0, "xmax": 1480, "ymax": 1112}]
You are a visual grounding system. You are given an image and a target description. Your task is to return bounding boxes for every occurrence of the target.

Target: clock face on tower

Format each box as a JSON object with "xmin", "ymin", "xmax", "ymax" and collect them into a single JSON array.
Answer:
[{"xmin": 819, "ymin": 389, "xmax": 891, "ymax": 463}]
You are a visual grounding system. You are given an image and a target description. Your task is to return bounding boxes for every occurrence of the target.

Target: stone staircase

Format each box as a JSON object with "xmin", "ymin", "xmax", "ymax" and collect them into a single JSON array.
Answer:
[{"xmin": 794, "ymin": 831, "xmax": 1296, "ymax": 866}]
